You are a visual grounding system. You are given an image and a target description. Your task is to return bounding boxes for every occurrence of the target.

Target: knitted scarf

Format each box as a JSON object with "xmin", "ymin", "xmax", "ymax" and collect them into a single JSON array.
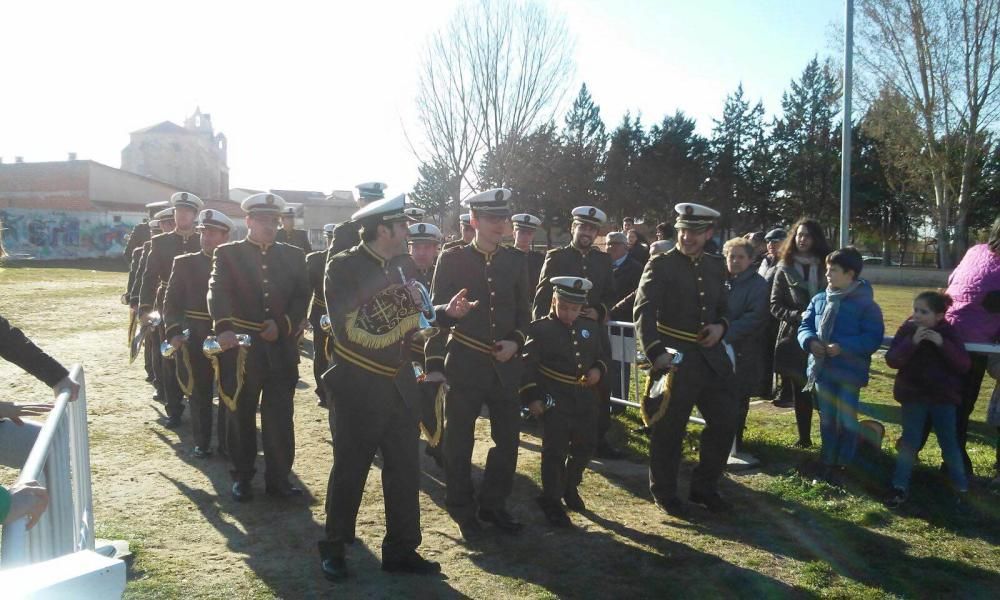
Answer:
[
  {"xmin": 804, "ymin": 280, "xmax": 862, "ymax": 391},
  {"xmin": 793, "ymin": 254, "xmax": 821, "ymax": 297}
]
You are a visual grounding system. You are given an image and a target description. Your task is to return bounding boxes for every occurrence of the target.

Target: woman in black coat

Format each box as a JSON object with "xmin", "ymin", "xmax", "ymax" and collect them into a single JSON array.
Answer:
[{"xmin": 770, "ymin": 218, "xmax": 830, "ymax": 447}]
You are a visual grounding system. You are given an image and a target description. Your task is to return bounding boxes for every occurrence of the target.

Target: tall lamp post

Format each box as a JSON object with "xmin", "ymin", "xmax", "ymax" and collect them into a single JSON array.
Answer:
[{"xmin": 839, "ymin": 0, "xmax": 854, "ymax": 248}]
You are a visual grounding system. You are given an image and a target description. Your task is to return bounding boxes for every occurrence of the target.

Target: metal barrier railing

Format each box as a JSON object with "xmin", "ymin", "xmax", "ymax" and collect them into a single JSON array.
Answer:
[{"xmin": 1, "ymin": 364, "xmax": 95, "ymax": 567}]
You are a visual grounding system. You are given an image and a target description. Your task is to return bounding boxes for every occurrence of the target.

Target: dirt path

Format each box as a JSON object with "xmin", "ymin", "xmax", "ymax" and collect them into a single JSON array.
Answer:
[{"xmin": 7, "ymin": 269, "xmax": 994, "ymax": 599}]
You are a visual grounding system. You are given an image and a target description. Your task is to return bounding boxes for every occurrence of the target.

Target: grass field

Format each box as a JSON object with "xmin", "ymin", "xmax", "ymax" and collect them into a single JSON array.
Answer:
[{"xmin": 1, "ymin": 262, "xmax": 997, "ymax": 599}]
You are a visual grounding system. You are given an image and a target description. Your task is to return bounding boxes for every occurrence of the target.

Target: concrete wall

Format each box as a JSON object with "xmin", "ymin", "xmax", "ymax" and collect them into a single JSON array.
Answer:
[
  {"xmin": 862, "ymin": 265, "xmax": 951, "ymax": 287},
  {"xmin": 89, "ymin": 162, "xmax": 181, "ymax": 206}
]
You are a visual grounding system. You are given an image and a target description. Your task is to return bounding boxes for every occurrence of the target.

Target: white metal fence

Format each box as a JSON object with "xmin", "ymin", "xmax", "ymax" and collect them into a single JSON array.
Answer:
[{"xmin": 0, "ymin": 364, "xmax": 125, "ymax": 598}]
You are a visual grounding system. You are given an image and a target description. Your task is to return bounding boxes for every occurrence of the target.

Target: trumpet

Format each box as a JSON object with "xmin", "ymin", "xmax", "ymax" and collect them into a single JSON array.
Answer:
[
  {"xmin": 129, "ymin": 310, "xmax": 162, "ymax": 363},
  {"xmin": 398, "ymin": 267, "xmax": 439, "ymax": 340},
  {"xmin": 202, "ymin": 334, "xmax": 252, "ymax": 357},
  {"xmin": 161, "ymin": 329, "xmax": 190, "ymax": 359}
]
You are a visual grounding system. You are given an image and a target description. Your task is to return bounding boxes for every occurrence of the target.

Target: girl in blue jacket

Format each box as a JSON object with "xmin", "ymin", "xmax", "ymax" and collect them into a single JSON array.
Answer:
[{"xmin": 798, "ymin": 248, "xmax": 885, "ymax": 485}]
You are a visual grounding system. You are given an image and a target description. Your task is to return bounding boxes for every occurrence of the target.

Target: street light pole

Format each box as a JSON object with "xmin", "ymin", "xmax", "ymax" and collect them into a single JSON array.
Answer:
[{"xmin": 839, "ymin": 0, "xmax": 854, "ymax": 249}]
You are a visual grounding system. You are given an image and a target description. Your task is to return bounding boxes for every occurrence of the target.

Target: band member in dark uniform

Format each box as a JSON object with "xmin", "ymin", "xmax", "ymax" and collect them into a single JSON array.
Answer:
[
  {"xmin": 163, "ymin": 209, "xmax": 234, "ymax": 458},
  {"xmin": 276, "ymin": 206, "xmax": 313, "ymax": 253},
  {"xmin": 426, "ymin": 188, "xmax": 531, "ymax": 539},
  {"xmin": 511, "ymin": 213, "xmax": 544, "ymax": 289},
  {"xmin": 533, "ymin": 206, "xmax": 616, "ymax": 322},
  {"xmin": 139, "ymin": 193, "xmax": 203, "ymax": 427},
  {"xmin": 442, "ymin": 213, "xmax": 474, "ymax": 251},
  {"xmin": 318, "ymin": 194, "xmax": 474, "ymax": 580},
  {"xmin": 408, "ymin": 221, "xmax": 444, "ymax": 466},
  {"xmin": 127, "ymin": 218, "xmax": 162, "ymax": 384},
  {"xmin": 633, "ymin": 202, "xmax": 736, "ymax": 516},
  {"xmin": 307, "ymin": 223, "xmax": 335, "ymax": 407},
  {"xmin": 329, "ymin": 182, "xmax": 388, "ymax": 256},
  {"xmin": 208, "ymin": 193, "xmax": 310, "ymax": 502},
  {"xmin": 522, "ymin": 277, "xmax": 609, "ymax": 527}
]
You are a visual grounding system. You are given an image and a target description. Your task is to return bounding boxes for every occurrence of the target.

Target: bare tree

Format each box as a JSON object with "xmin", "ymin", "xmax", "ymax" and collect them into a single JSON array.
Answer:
[
  {"xmin": 856, "ymin": 0, "xmax": 1000, "ymax": 266},
  {"xmin": 413, "ymin": 0, "xmax": 575, "ymax": 215}
]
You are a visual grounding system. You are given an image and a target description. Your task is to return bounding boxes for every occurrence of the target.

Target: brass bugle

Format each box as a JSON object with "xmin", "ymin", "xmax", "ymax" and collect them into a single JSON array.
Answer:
[
  {"xmin": 202, "ymin": 334, "xmax": 252, "ymax": 357},
  {"xmin": 161, "ymin": 329, "xmax": 190, "ymax": 359}
]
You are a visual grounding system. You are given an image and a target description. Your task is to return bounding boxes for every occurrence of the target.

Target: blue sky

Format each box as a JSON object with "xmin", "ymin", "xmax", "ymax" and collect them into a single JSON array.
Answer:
[{"xmin": 0, "ymin": 0, "xmax": 844, "ymax": 196}]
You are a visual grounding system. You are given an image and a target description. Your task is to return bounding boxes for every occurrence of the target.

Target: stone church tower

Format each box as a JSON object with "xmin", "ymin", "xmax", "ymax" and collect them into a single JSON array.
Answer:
[{"xmin": 121, "ymin": 108, "xmax": 229, "ymax": 199}]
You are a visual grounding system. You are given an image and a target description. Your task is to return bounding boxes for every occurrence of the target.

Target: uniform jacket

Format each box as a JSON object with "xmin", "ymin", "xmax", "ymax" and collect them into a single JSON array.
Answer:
[
  {"xmin": 771, "ymin": 261, "xmax": 825, "ymax": 378},
  {"xmin": 885, "ymin": 319, "xmax": 971, "ymax": 405},
  {"xmin": 515, "ymin": 248, "xmax": 545, "ymax": 292},
  {"xmin": 208, "ymin": 238, "xmax": 309, "ymax": 374},
  {"xmin": 427, "ymin": 241, "xmax": 531, "ymax": 390},
  {"xmin": 520, "ymin": 315, "xmax": 609, "ymax": 408},
  {"xmin": 0, "ymin": 314, "xmax": 68, "ymax": 387},
  {"xmin": 724, "ymin": 267, "xmax": 770, "ymax": 395},
  {"xmin": 330, "ymin": 221, "xmax": 360, "ymax": 257},
  {"xmin": 306, "ymin": 250, "xmax": 327, "ymax": 328},
  {"xmin": 797, "ymin": 280, "xmax": 885, "ymax": 388},
  {"xmin": 945, "ymin": 243, "xmax": 1000, "ymax": 344},
  {"xmin": 163, "ymin": 251, "xmax": 214, "ymax": 342},
  {"xmin": 609, "ymin": 256, "xmax": 644, "ymax": 322},
  {"xmin": 534, "ymin": 244, "xmax": 616, "ymax": 321},
  {"xmin": 441, "ymin": 238, "xmax": 470, "ymax": 251},
  {"xmin": 124, "ymin": 222, "xmax": 151, "ymax": 258},
  {"xmin": 125, "ymin": 246, "xmax": 144, "ymax": 302},
  {"xmin": 139, "ymin": 231, "xmax": 201, "ymax": 312},
  {"xmin": 276, "ymin": 228, "xmax": 313, "ymax": 254},
  {"xmin": 129, "ymin": 241, "xmax": 152, "ymax": 305},
  {"xmin": 410, "ymin": 264, "xmax": 436, "ymax": 362},
  {"xmin": 633, "ymin": 247, "xmax": 731, "ymax": 376},
  {"xmin": 324, "ymin": 243, "xmax": 425, "ymax": 404}
]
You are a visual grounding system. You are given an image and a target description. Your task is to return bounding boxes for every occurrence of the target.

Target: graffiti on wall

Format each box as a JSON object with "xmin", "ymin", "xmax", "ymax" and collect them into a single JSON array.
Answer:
[{"xmin": 0, "ymin": 208, "xmax": 141, "ymax": 259}]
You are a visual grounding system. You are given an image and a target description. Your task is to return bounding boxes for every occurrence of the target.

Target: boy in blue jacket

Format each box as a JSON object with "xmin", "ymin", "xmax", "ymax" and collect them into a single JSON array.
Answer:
[{"xmin": 798, "ymin": 247, "xmax": 885, "ymax": 485}]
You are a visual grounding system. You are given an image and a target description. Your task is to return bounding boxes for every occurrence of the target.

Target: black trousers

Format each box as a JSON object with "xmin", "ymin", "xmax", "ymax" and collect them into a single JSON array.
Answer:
[
  {"xmin": 150, "ymin": 327, "xmax": 165, "ymax": 399},
  {"xmin": 162, "ymin": 331, "xmax": 185, "ymax": 420},
  {"xmin": 187, "ymin": 345, "xmax": 226, "ymax": 451},
  {"xmin": 324, "ymin": 369, "xmax": 420, "ymax": 561},
  {"xmin": 541, "ymin": 390, "xmax": 598, "ymax": 501},
  {"xmin": 143, "ymin": 332, "xmax": 155, "ymax": 382},
  {"xmin": 225, "ymin": 347, "xmax": 296, "ymax": 484},
  {"xmin": 444, "ymin": 378, "xmax": 520, "ymax": 522},
  {"xmin": 919, "ymin": 353, "xmax": 988, "ymax": 476},
  {"xmin": 649, "ymin": 351, "xmax": 737, "ymax": 501},
  {"xmin": 312, "ymin": 327, "xmax": 330, "ymax": 404}
]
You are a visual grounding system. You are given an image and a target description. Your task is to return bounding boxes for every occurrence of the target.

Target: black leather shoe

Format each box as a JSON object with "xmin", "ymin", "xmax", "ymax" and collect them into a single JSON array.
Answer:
[
  {"xmin": 536, "ymin": 497, "xmax": 571, "ymax": 527},
  {"xmin": 563, "ymin": 487, "xmax": 586, "ymax": 512},
  {"xmin": 477, "ymin": 508, "xmax": 523, "ymax": 533},
  {"xmin": 654, "ymin": 496, "xmax": 688, "ymax": 518},
  {"xmin": 165, "ymin": 415, "xmax": 182, "ymax": 429},
  {"xmin": 317, "ymin": 397, "xmax": 327, "ymax": 408},
  {"xmin": 191, "ymin": 446, "xmax": 212, "ymax": 459},
  {"xmin": 458, "ymin": 518, "xmax": 485, "ymax": 541},
  {"xmin": 152, "ymin": 390, "xmax": 162, "ymax": 403},
  {"xmin": 594, "ymin": 443, "xmax": 626, "ymax": 460},
  {"xmin": 382, "ymin": 551, "xmax": 441, "ymax": 575},
  {"xmin": 689, "ymin": 489, "xmax": 732, "ymax": 513},
  {"xmin": 318, "ymin": 541, "xmax": 348, "ymax": 581},
  {"xmin": 231, "ymin": 480, "xmax": 253, "ymax": 502},
  {"xmin": 266, "ymin": 483, "xmax": 304, "ymax": 498},
  {"xmin": 424, "ymin": 445, "xmax": 445, "ymax": 469}
]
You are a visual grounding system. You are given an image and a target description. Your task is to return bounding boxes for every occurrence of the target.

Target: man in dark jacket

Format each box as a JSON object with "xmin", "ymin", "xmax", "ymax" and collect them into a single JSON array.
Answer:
[
  {"xmin": 634, "ymin": 202, "xmax": 735, "ymax": 516},
  {"xmin": 329, "ymin": 182, "xmax": 388, "ymax": 256},
  {"xmin": 276, "ymin": 206, "xmax": 312, "ymax": 253},
  {"xmin": 511, "ymin": 213, "xmax": 545, "ymax": 290},
  {"xmin": 208, "ymin": 192, "xmax": 310, "ymax": 502},
  {"xmin": 306, "ymin": 224, "xmax": 335, "ymax": 407}
]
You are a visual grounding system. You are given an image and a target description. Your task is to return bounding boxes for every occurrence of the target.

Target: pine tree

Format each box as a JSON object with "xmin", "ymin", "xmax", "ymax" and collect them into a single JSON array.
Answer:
[
  {"xmin": 411, "ymin": 159, "xmax": 457, "ymax": 225},
  {"xmin": 558, "ymin": 83, "xmax": 608, "ymax": 217},
  {"xmin": 604, "ymin": 112, "xmax": 646, "ymax": 222},
  {"xmin": 772, "ymin": 57, "xmax": 841, "ymax": 224},
  {"xmin": 635, "ymin": 111, "xmax": 710, "ymax": 222}
]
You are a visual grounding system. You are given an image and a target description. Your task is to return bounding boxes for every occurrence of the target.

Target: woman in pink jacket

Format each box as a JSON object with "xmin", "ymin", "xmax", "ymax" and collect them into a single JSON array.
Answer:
[{"xmin": 920, "ymin": 215, "xmax": 1000, "ymax": 478}]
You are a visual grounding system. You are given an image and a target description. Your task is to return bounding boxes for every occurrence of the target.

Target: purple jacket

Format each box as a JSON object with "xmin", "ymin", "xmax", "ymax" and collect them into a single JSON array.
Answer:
[
  {"xmin": 946, "ymin": 244, "xmax": 1000, "ymax": 343},
  {"xmin": 885, "ymin": 320, "xmax": 971, "ymax": 405}
]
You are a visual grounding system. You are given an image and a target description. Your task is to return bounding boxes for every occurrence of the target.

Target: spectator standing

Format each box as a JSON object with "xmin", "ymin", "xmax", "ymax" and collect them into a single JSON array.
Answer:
[
  {"xmin": 771, "ymin": 218, "xmax": 830, "ymax": 447},
  {"xmin": 722, "ymin": 238, "xmax": 770, "ymax": 461},
  {"xmin": 758, "ymin": 228, "xmax": 787, "ymax": 399},
  {"xmin": 884, "ymin": 291, "xmax": 970, "ymax": 510},
  {"xmin": 797, "ymin": 248, "xmax": 884, "ymax": 486},
  {"xmin": 605, "ymin": 232, "xmax": 644, "ymax": 444},
  {"xmin": 627, "ymin": 229, "xmax": 650, "ymax": 265}
]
